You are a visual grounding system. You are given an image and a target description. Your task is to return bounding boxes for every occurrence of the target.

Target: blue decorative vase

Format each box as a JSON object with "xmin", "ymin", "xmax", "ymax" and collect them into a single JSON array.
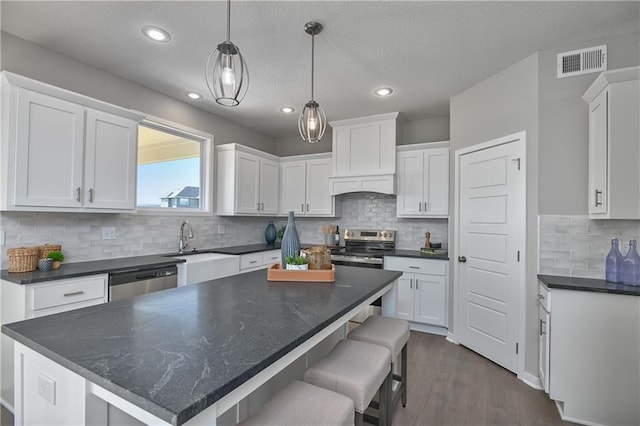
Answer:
[
  {"xmin": 265, "ymin": 221, "xmax": 277, "ymax": 245},
  {"xmin": 281, "ymin": 211, "xmax": 300, "ymax": 268}
]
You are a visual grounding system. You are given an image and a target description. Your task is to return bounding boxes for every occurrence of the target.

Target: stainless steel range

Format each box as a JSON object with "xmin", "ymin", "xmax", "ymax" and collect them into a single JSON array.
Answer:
[{"xmin": 330, "ymin": 229, "xmax": 396, "ymax": 268}]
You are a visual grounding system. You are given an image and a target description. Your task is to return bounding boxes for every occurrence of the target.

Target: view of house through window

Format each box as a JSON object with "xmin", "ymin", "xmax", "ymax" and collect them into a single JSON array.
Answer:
[{"xmin": 137, "ymin": 123, "xmax": 204, "ymax": 210}]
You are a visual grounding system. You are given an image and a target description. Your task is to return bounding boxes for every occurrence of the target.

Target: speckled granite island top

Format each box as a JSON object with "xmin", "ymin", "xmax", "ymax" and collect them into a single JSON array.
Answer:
[
  {"xmin": 2, "ymin": 266, "xmax": 402, "ymax": 425},
  {"xmin": 538, "ymin": 274, "xmax": 640, "ymax": 296}
]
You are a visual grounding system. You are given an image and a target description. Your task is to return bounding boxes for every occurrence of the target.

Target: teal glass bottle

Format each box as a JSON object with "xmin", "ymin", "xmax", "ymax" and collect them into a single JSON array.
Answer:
[
  {"xmin": 281, "ymin": 211, "xmax": 300, "ymax": 268},
  {"xmin": 265, "ymin": 221, "xmax": 277, "ymax": 245}
]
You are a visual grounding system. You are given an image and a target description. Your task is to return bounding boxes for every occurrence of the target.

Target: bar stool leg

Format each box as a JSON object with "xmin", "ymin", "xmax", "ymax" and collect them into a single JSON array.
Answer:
[
  {"xmin": 401, "ymin": 342, "xmax": 408, "ymax": 407},
  {"xmin": 355, "ymin": 412, "xmax": 364, "ymax": 426}
]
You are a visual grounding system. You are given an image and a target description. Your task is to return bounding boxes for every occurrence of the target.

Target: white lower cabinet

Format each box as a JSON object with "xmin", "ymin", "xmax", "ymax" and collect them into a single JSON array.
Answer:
[
  {"xmin": 384, "ymin": 257, "xmax": 448, "ymax": 331},
  {"xmin": 1, "ymin": 275, "xmax": 108, "ymax": 411},
  {"xmin": 542, "ymin": 282, "xmax": 639, "ymax": 426},
  {"xmin": 240, "ymin": 250, "xmax": 281, "ymax": 273}
]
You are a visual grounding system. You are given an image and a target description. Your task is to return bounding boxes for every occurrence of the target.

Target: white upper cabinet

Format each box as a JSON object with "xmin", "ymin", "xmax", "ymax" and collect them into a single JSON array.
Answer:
[
  {"xmin": 1, "ymin": 72, "xmax": 142, "ymax": 212},
  {"xmin": 583, "ymin": 66, "xmax": 640, "ymax": 219},
  {"xmin": 216, "ymin": 143, "xmax": 280, "ymax": 216},
  {"xmin": 396, "ymin": 142, "xmax": 450, "ymax": 218},
  {"xmin": 328, "ymin": 112, "xmax": 399, "ymax": 195},
  {"xmin": 280, "ymin": 153, "xmax": 337, "ymax": 217}
]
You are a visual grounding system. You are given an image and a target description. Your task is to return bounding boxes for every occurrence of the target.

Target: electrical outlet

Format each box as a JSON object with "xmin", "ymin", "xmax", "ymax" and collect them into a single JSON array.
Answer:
[
  {"xmin": 38, "ymin": 374, "xmax": 56, "ymax": 405},
  {"xmin": 102, "ymin": 227, "xmax": 116, "ymax": 240}
]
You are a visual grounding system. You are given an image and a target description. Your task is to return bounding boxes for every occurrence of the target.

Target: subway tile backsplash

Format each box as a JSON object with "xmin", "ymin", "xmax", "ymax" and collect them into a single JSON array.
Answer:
[
  {"xmin": 0, "ymin": 193, "xmax": 448, "ymax": 268},
  {"xmin": 538, "ymin": 215, "xmax": 640, "ymax": 279}
]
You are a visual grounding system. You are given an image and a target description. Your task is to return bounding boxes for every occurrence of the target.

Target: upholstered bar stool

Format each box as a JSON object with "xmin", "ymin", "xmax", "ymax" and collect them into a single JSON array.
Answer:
[
  {"xmin": 348, "ymin": 315, "xmax": 410, "ymax": 423},
  {"xmin": 238, "ymin": 380, "xmax": 355, "ymax": 426},
  {"xmin": 304, "ymin": 339, "xmax": 392, "ymax": 426}
]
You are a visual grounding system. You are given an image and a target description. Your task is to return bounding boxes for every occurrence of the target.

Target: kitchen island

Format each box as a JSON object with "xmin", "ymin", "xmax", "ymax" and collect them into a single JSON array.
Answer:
[{"xmin": 2, "ymin": 266, "xmax": 401, "ymax": 425}]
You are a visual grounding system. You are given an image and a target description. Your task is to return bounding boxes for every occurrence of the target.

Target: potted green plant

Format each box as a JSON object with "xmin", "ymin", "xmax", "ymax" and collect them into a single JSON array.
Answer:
[
  {"xmin": 46, "ymin": 250, "xmax": 64, "ymax": 270},
  {"xmin": 276, "ymin": 225, "xmax": 286, "ymax": 241},
  {"xmin": 285, "ymin": 254, "xmax": 308, "ymax": 270}
]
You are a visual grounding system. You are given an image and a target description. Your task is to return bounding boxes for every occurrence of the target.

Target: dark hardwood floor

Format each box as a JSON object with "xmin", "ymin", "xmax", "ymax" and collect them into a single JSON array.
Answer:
[
  {"xmin": 391, "ymin": 331, "xmax": 571, "ymax": 426},
  {"xmin": 0, "ymin": 331, "xmax": 570, "ymax": 426}
]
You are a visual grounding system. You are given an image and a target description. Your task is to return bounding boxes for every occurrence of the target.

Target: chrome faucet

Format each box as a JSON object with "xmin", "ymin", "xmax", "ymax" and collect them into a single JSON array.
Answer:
[{"xmin": 179, "ymin": 220, "xmax": 194, "ymax": 253}]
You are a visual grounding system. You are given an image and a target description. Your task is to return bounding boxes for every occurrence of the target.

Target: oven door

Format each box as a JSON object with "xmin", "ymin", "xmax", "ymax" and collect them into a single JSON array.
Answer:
[{"xmin": 331, "ymin": 255, "xmax": 383, "ymax": 269}]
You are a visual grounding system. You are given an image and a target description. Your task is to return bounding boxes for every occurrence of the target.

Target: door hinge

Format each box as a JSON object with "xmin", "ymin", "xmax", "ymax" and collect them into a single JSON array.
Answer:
[
  {"xmin": 517, "ymin": 250, "xmax": 520, "ymax": 262},
  {"xmin": 516, "ymin": 342, "xmax": 519, "ymax": 354},
  {"xmin": 512, "ymin": 158, "xmax": 521, "ymax": 170}
]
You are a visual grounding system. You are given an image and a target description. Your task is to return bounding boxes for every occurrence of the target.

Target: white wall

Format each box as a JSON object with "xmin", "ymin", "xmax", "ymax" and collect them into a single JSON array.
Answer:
[
  {"xmin": 0, "ymin": 32, "xmax": 276, "ymax": 153},
  {"xmin": 450, "ymin": 52, "xmax": 540, "ymax": 376}
]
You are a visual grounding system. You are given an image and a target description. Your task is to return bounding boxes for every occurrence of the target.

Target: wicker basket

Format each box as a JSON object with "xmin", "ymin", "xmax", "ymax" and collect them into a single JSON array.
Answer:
[
  {"xmin": 38, "ymin": 244, "xmax": 62, "ymax": 260},
  {"xmin": 7, "ymin": 247, "xmax": 39, "ymax": 273}
]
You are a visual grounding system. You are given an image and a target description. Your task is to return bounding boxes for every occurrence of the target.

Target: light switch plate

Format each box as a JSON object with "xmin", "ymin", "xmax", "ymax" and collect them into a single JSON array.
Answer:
[
  {"xmin": 102, "ymin": 227, "xmax": 116, "ymax": 240},
  {"xmin": 38, "ymin": 373, "xmax": 56, "ymax": 405}
]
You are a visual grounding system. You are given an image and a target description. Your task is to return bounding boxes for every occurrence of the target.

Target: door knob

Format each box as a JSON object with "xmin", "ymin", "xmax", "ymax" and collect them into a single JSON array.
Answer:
[{"xmin": 458, "ymin": 256, "xmax": 467, "ymax": 263}]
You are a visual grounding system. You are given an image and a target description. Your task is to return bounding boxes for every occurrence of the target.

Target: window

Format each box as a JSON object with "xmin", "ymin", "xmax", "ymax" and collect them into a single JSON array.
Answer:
[{"xmin": 137, "ymin": 121, "xmax": 212, "ymax": 213}]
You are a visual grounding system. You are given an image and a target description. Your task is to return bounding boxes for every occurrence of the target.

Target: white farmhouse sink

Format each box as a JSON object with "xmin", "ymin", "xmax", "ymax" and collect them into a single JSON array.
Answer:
[{"xmin": 174, "ymin": 253, "xmax": 240, "ymax": 286}]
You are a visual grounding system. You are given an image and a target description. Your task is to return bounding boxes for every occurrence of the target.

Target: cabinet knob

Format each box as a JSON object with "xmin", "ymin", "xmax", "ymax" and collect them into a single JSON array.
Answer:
[{"xmin": 458, "ymin": 256, "xmax": 467, "ymax": 263}]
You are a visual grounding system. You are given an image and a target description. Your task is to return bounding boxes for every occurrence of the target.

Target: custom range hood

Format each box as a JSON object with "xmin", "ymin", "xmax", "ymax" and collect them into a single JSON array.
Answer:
[{"xmin": 328, "ymin": 112, "xmax": 399, "ymax": 195}]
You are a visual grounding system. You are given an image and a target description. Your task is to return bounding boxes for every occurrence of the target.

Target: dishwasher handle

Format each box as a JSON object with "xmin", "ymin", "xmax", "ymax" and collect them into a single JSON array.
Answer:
[{"xmin": 109, "ymin": 265, "xmax": 177, "ymax": 287}]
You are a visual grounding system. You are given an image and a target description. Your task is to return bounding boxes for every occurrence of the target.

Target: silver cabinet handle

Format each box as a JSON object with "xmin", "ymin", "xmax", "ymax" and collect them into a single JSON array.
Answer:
[
  {"xmin": 261, "ymin": 202, "xmax": 264, "ymax": 211},
  {"xmin": 249, "ymin": 260, "xmax": 258, "ymax": 264},
  {"xmin": 257, "ymin": 202, "xmax": 260, "ymax": 211},
  {"xmin": 76, "ymin": 187, "xmax": 81, "ymax": 202},
  {"xmin": 306, "ymin": 203, "xmax": 309, "ymax": 212},
  {"xmin": 301, "ymin": 203, "xmax": 305, "ymax": 212},
  {"xmin": 538, "ymin": 293, "xmax": 545, "ymax": 300},
  {"xmin": 409, "ymin": 266, "xmax": 420, "ymax": 269},
  {"xmin": 409, "ymin": 278, "xmax": 413, "ymax": 289},
  {"xmin": 64, "ymin": 291, "xmax": 84, "ymax": 297},
  {"xmin": 595, "ymin": 189, "xmax": 602, "ymax": 207},
  {"xmin": 416, "ymin": 281, "xmax": 420, "ymax": 290},
  {"xmin": 539, "ymin": 318, "xmax": 546, "ymax": 336},
  {"xmin": 419, "ymin": 202, "xmax": 422, "ymax": 212},
  {"xmin": 88, "ymin": 188, "xmax": 94, "ymax": 203},
  {"xmin": 424, "ymin": 202, "xmax": 428, "ymax": 211}
]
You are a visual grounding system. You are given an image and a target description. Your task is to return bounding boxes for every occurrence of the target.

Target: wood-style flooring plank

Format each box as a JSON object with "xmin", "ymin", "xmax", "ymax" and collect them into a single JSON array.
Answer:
[{"xmin": 391, "ymin": 331, "xmax": 573, "ymax": 426}]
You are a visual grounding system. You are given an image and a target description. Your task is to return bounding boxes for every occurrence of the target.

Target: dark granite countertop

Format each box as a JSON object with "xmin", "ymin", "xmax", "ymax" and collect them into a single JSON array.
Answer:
[
  {"xmin": 538, "ymin": 274, "xmax": 640, "ymax": 296},
  {"xmin": 385, "ymin": 249, "xmax": 449, "ymax": 261},
  {"xmin": 0, "ymin": 255, "xmax": 185, "ymax": 285},
  {"xmin": 2, "ymin": 266, "xmax": 402, "ymax": 425}
]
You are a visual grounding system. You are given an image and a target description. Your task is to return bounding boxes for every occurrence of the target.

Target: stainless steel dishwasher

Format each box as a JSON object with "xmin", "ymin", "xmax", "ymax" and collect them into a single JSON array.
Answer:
[{"xmin": 109, "ymin": 265, "xmax": 178, "ymax": 301}]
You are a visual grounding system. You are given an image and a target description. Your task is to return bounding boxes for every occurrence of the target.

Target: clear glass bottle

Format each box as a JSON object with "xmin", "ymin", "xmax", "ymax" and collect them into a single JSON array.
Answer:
[
  {"xmin": 605, "ymin": 238, "xmax": 624, "ymax": 283},
  {"xmin": 622, "ymin": 239, "xmax": 640, "ymax": 285}
]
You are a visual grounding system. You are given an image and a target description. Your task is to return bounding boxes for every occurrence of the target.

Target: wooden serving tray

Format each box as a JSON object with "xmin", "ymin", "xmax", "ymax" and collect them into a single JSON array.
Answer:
[{"xmin": 267, "ymin": 263, "xmax": 335, "ymax": 282}]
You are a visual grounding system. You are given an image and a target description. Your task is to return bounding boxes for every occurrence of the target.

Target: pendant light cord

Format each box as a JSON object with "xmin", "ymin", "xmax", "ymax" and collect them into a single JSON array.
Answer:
[
  {"xmin": 310, "ymin": 32, "xmax": 315, "ymax": 101},
  {"xmin": 226, "ymin": 0, "xmax": 231, "ymax": 42}
]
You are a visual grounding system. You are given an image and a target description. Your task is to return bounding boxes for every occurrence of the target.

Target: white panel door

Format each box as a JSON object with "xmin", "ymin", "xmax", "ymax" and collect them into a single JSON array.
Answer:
[
  {"xmin": 280, "ymin": 161, "xmax": 306, "ymax": 215},
  {"xmin": 588, "ymin": 89, "xmax": 608, "ymax": 215},
  {"xmin": 425, "ymin": 148, "xmax": 449, "ymax": 216},
  {"xmin": 395, "ymin": 275, "xmax": 414, "ymax": 321},
  {"xmin": 306, "ymin": 158, "xmax": 332, "ymax": 216},
  {"xmin": 14, "ymin": 89, "xmax": 84, "ymax": 207},
  {"xmin": 235, "ymin": 152, "xmax": 260, "ymax": 214},
  {"xmin": 458, "ymin": 138, "xmax": 523, "ymax": 373},
  {"xmin": 414, "ymin": 274, "xmax": 446, "ymax": 326},
  {"xmin": 84, "ymin": 109, "xmax": 137, "ymax": 210},
  {"xmin": 396, "ymin": 150, "xmax": 424, "ymax": 216},
  {"xmin": 259, "ymin": 158, "xmax": 279, "ymax": 215}
]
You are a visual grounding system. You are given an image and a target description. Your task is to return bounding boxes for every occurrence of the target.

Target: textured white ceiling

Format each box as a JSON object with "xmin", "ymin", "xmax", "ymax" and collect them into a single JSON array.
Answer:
[{"xmin": 2, "ymin": 1, "xmax": 639, "ymax": 139}]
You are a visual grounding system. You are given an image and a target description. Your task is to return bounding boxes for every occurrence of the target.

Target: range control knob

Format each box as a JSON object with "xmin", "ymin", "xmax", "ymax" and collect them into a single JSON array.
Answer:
[
  {"xmin": 380, "ymin": 232, "xmax": 387, "ymax": 238},
  {"xmin": 346, "ymin": 231, "xmax": 354, "ymax": 237}
]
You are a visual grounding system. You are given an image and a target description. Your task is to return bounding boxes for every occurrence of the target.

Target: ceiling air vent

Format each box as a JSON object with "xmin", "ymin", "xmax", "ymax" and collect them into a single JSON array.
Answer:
[{"xmin": 557, "ymin": 45, "xmax": 607, "ymax": 78}]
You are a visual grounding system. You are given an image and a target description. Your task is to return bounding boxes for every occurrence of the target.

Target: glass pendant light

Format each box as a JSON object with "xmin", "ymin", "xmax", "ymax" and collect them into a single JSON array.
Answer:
[
  {"xmin": 298, "ymin": 22, "xmax": 326, "ymax": 144},
  {"xmin": 205, "ymin": 0, "xmax": 248, "ymax": 107}
]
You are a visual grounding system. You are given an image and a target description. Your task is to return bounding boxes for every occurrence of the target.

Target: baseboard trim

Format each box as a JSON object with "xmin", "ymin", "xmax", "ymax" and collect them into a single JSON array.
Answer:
[
  {"xmin": 555, "ymin": 401, "xmax": 609, "ymax": 426},
  {"xmin": 0, "ymin": 398, "xmax": 14, "ymax": 414},
  {"xmin": 408, "ymin": 322, "xmax": 448, "ymax": 336},
  {"xmin": 520, "ymin": 371, "xmax": 543, "ymax": 390},
  {"xmin": 446, "ymin": 331, "xmax": 458, "ymax": 344}
]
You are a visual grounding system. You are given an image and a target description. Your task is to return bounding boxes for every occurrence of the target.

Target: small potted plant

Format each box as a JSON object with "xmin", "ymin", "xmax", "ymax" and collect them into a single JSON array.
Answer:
[
  {"xmin": 285, "ymin": 254, "xmax": 308, "ymax": 270},
  {"xmin": 276, "ymin": 225, "xmax": 286, "ymax": 241},
  {"xmin": 47, "ymin": 250, "xmax": 64, "ymax": 270}
]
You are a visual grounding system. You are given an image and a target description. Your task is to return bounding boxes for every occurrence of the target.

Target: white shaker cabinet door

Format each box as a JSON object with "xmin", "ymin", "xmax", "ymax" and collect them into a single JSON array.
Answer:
[
  {"xmin": 395, "ymin": 274, "xmax": 414, "ymax": 321},
  {"xmin": 424, "ymin": 148, "xmax": 449, "ymax": 216},
  {"xmin": 396, "ymin": 150, "xmax": 424, "ymax": 216},
  {"xmin": 414, "ymin": 273, "xmax": 446, "ymax": 326},
  {"xmin": 14, "ymin": 89, "xmax": 85, "ymax": 207},
  {"xmin": 235, "ymin": 152, "xmax": 261, "ymax": 214},
  {"xmin": 588, "ymin": 88, "xmax": 608, "ymax": 215},
  {"xmin": 259, "ymin": 158, "xmax": 280, "ymax": 215},
  {"xmin": 280, "ymin": 161, "xmax": 307, "ymax": 215},
  {"xmin": 84, "ymin": 109, "xmax": 138, "ymax": 210},
  {"xmin": 305, "ymin": 158, "xmax": 333, "ymax": 216}
]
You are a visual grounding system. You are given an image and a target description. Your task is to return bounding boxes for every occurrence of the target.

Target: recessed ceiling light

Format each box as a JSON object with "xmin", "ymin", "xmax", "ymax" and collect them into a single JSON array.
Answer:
[
  {"xmin": 279, "ymin": 106, "xmax": 295, "ymax": 113},
  {"xmin": 374, "ymin": 87, "xmax": 394, "ymax": 97},
  {"xmin": 142, "ymin": 26, "xmax": 171, "ymax": 42},
  {"xmin": 185, "ymin": 92, "xmax": 203, "ymax": 100}
]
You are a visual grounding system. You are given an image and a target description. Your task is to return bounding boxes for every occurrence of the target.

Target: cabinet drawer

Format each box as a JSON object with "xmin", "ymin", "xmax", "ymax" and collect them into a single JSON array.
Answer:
[
  {"xmin": 240, "ymin": 252, "xmax": 264, "ymax": 270},
  {"xmin": 384, "ymin": 256, "xmax": 447, "ymax": 275},
  {"xmin": 31, "ymin": 276, "xmax": 106, "ymax": 311},
  {"xmin": 538, "ymin": 281, "xmax": 551, "ymax": 312},
  {"xmin": 262, "ymin": 250, "xmax": 281, "ymax": 266}
]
